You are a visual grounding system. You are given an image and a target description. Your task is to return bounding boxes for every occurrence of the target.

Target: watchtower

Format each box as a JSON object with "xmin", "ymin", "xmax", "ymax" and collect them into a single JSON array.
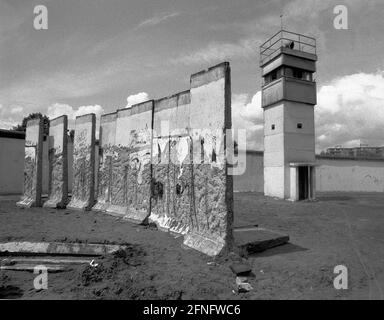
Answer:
[{"xmin": 260, "ymin": 30, "xmax": 317, "ymax": 201}]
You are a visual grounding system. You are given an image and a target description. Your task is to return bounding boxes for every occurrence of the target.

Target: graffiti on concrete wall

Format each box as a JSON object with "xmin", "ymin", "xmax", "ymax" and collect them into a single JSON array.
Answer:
[
  {"xmin": 150, "ymin": 135, "xmax": 194, "ymax": 234},
  {"xmin": 93, "ymin": 113, "xmax": 117, "ymax": 211},
  {"xmin": 23, "ymin": 146, "xmax": 37, "ymax": 198},
  {"xmin": 149, "ymin": 63, "xmax": 233, "ymax": 256},
  {"xmin": 62, "ymin": 63, "xmax": 232, "ymax": 256},
  {"xmin": 67, "ymin": 114, "xmax": 95, "ymax": 211},
  {"xmin": 106, "ymin": 102, "xmax": 153, "ymax": 223},
  {"xmin": 94, "ymin": 146, "xmax": 115, "ymax": 209},
  {"xmin": 17, "ymin": 118, "xmax": 43, "ymax": 208},
  {"xmin": 44, "ymin": 115, "xmax": 68, "ymax": 209},
  {"xmin": 183, "ymin": 62, "xmax": 233, "ymax": 256}
]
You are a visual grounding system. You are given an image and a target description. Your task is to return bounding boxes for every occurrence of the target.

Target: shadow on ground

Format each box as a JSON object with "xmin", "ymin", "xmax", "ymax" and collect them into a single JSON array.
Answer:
[
  {"xmin": 249, "ymin": 243, "xmax": 308, "ymax": 258},
  {"xmin": 0, "ymin": 285, "xmax": 24, "ymax": 299}
]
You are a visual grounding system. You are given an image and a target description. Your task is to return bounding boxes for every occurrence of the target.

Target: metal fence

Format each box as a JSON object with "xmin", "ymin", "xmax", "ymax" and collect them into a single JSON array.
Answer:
[{"xmin": 260, "ymin": 30, "xmax": 316, "ymax": 65}]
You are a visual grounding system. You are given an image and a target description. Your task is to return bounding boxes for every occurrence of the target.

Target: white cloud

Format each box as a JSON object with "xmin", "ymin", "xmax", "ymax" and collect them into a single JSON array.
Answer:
[
  {"xmin": 232, "ymin": 71, "xmax": 384, "ymax": 153},
  {"xmin": 232, "ymin": 92, "xmax": 264, "ymax": 151},
  {"xmin": 0, "ymin": 119, "xmax": 16, "ymax": 130},
  {"xmin": 10, "ymin": 106, "xmax": 23, "ymax": 114},
  {"xmin": 126, "ymin": 92, "xmax": 149, "ymax": 108},
  {"xmin": 47, "ymin": 103, "xmax": 104, "ymax": 121},
  {"xmin": 74, "ymin": 105, "xmax": 104, "ymax": 119},
  {"xmin": 0, "ymin": 104, "xmax": 25, "ymax": 129},
  {"xmin": 135, "ymin": 12, "xmax": 181, "ymax": 30},
  {"xmin": 47, "ymin": 103, "xmax": 75, "ymax": 120},
  {"xmin": 0, "ymin": 55, "xmax": 137, "ymax": 119},
  {"xmin": 47, "ymin": 103, "xmax": 104, "ymax": 138},
  {"xmin": 316, "ymin": 71, "xmax": 384, "ymax": 151}
]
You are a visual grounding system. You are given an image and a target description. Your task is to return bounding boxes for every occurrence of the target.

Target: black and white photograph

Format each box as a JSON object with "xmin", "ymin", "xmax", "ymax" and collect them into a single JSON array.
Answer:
[{"xmin": 0, "ymin": 0, "xmax": 383, "ymax": 306}]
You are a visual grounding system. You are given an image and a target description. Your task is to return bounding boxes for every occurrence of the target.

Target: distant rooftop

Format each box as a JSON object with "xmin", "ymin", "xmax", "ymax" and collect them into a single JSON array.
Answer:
[
  {"xmin": 327, "ymin": 145, "xmax": 384, "ymax": 150},
  {"xmin": 321, "ymin": 145, "xmax": 384, "ymax": 160},
  {"xmin": 239, "ymin": 149, "xmax": 384, "ymax": 162},
  {"xmin": 260, "ymin": 29, "xmax": 316, "ymax": 66},
  {"xmin": 0, "ymin": 129, "xmax": 25, "ymax": 140}
]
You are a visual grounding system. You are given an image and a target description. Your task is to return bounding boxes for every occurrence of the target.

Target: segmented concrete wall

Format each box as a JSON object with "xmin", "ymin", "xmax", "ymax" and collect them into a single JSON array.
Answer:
[
  {"xmin": 183, "ymin": 62, "xmax": 233, "ymax": 256},
  {"xmin": 107, "ymin": 101, "xmax": 153, "ymax": 223},
  {"xmin": 316, "ymin": 157, "xmax": 384, "ymax": 192},
  {"xmin": 16, "ymin": 118, "xmax": 43, "ymax": 207},
  {"xmin": 67, "ymin": 114, "xmax": 96, "ymax": 210},
  {"xmin": 93, "ymin": 112, "xmax": 117, "ymax": 211},
  {"xmin": 44, "ymin": 115, "xmax": 68, "ymax": 208},
  {"xmin": 150, "ymin": 90, "xmax": 193, "ymax": 234},
  {"xmin": 13, "ymin": 63, "xmax": 234, "ymax": 256},
  {"xmin": 93, "ymin": 62, "xmax": 233, "ymax": 256}
]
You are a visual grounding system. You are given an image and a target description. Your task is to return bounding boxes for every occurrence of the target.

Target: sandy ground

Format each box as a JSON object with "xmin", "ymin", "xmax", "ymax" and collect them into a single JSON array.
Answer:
[{"xmin": 1, "ymin": 192, "xmax": 384, "ymax": 300}]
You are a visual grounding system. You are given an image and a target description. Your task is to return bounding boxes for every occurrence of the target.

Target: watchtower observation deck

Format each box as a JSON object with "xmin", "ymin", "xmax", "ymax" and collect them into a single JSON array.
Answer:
[
  {"xmin": 260, "ymin": 30, "xmax": 317, "ymax": 107},
  {"xmin": 260, "ymin": 29, "xmax": 317, "ymax": 67}
]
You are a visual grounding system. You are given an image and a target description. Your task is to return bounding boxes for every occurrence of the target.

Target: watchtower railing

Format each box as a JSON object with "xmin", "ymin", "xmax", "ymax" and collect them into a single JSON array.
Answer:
[{"xmin": 260, "ymin": 30, "xmax": 316, "ymax": 65}]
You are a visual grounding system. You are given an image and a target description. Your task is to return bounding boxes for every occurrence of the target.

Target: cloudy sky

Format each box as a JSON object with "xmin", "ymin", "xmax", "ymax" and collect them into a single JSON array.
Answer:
[{"xmin": 0, "ymin": 0, "xmax": 383, "ymax": 152}]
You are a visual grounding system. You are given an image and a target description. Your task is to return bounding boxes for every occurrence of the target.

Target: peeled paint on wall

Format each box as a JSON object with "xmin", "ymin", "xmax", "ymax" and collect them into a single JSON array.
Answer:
[
  {"xmin": 93, "ymin": 112, "xmax": 117, "ymax": 212},
  {"xmin": 150, "ymin": 91, "xmax": 194, "ymax": 235},
  {"xmin": 43, "ymin": 115, "xmax": 68, "ymax": 209},
  {"xmin": 16, "ymin": 118, "xmax": 43, "ymax": 208},
  {"xmin": 106, "ymin": 101, "xmax": 153, "ymax": 223},
  {"xmin": 66, "ymin": 62, "xmax": 233, "ymax": 257},
  {"xmin": 183, "ymin": 62, "xmax": 233, "ymax": 256},
  {"xmin": 67, "ymin": 114, "xmax": 96, "ymax": 211},
  {"xmin": 147, "ymin": 63, "xmax": 233, "ymax": 256},
  {"xmin": 150, "ymin": 135, "xmax": 194, "ymax": 235}
]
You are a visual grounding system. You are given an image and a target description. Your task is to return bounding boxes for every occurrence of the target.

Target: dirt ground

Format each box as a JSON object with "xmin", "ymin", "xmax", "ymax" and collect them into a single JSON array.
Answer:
[{"xmin": 1, "ymin": 192, "xmax": 384, "ymax": 300}]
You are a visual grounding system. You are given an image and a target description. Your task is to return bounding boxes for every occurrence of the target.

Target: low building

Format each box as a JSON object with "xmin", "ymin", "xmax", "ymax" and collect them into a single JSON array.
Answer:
[{"xmin": 321, "ymin": 146, "xmax": 384, "ymax": 160}]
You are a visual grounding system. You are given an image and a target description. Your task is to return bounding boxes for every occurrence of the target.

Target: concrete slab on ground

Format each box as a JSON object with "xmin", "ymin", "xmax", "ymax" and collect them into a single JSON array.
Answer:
[
  {"xmin": 0, "ymin": 242, "xmax": 124, "ymax": 256},
  {"xmin": 234, "ymin": 227, "xmax": 289, "ymax": 256},
  {"xmin": 0, "ymin": 264, "xmax": 68, "ymax": 272}
]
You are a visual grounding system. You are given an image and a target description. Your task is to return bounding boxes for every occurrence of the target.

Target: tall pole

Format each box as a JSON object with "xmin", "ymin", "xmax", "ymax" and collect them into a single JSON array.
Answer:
[
  {"xmin": 280, "ymin": 14, "xmax": 283, "ymax": 30},
  {"xmin": 280, "ymin": 14, "xmax": 283, "ymax": 47}
]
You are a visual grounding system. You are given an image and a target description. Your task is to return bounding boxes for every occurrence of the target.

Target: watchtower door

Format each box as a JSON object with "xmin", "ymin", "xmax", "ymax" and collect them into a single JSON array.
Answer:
[{"xmin": 298, "ymin": 166, "xmax": 309, "ymax": 200}]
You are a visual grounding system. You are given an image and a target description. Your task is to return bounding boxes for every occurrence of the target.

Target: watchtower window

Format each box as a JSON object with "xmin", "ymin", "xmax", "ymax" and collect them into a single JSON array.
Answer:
[
  {"xmin": 271, "ymin": 124, "xmax": 275, "ymax": 130},
  {"xmin": 285, "ymin": 67, "xmax": 313, "ymax": 82},
  {"xmin": 263, "ymin": 67, "xmax": 283, "ymax": 86},
  {"xmin": 263, "ymin": 66, "xmax": 313, "ymax": 85},
  {"xmin": 293, "ymin": 69, "xmax": 303, "ymax": 79},
  {"xmin": 297, "ymin": 123, "xmax": 303, "ymax": 129}
]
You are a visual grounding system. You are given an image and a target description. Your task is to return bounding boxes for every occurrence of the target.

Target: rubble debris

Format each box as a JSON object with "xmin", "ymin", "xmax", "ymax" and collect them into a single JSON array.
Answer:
[
  {"xmin": 89, "ymin": 259, "xmax": 99, "ymax": 267},
  {"xmin": 235, "ymin": 276, "xmax": 253, "ymax": 293},
  {"xmin": 229, "ymin": 262, "xmax": 252, "ymax": 276}
]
